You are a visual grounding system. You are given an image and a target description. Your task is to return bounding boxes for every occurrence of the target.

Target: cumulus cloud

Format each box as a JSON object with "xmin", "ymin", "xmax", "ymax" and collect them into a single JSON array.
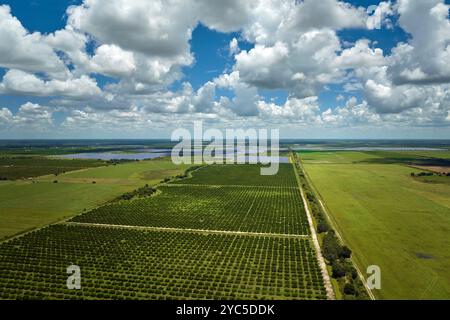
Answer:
[
  {"xmin": 258, "ymin": 97, "xmax": 321, "ymax": 124},
  {"xmin": 0, "ymin": 103, "xmax": 54, "ymax": 132},
  {"xmin": 0, "ymin": 5, "xmax": 68, "ymax": 78},
  {"xmin": 389, "ymin": 0, "xmax": 450, "ymax": 85},
  {"xmin": 67, "ymin": 0, "xmax": 195, "ymax": 58},
  {"xmin": 0, "ymin": 0, "xmax": 449, "ymax": 136},
  {"xmin": 229, "ymin": 38, "xmax": 240, "ymax": 56},
  {"xmin": 90, "ymin": 44, "xmax": 136, "ymax": 77},
  {"xmin": 335, "ymin": 39, "xmax": 385, "ymax": 69},
  {"xmin": 366, "ymin": 1, "xmax": 394, "ymax": 30},
  {"xmin": 281, "ymin": 0, "xmax": 367, "ymax": 32},
  {"xmin": 232, "ymin": 0, "xmax": 379, "ymax": 98},
  {"xmin": 0, "ymin": 70, "xmax": 101, "ymax": 98}
]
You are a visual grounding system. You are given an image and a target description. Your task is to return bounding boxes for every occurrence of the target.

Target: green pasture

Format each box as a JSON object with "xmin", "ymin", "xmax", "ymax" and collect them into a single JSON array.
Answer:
[
  {"xmin": 46, "ymin": 157, "xmax": 190, "ymax": 185},
  {"xmin": 301, "ymin": 151, "xmax": 450, "ymax": 299},
  {"xmin": 0, "ymin": 157, "xmax": 104, "ymax": 180},
  {"xmin": 0, "ymin": 158, "xmax": 190, "ymax": 240}
]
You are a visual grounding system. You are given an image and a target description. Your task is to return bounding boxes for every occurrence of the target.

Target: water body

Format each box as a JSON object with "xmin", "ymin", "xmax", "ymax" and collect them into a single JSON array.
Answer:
[
  {"xmin": 58, "ymin": 150, "xmax": 290, "ymax": 163},
  {"xmin": 58, "ymin": 151, "xmax": 170, "ymax": 161}
]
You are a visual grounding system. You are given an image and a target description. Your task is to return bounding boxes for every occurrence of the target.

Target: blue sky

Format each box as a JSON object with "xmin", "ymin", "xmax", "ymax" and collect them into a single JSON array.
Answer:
[{"xmin": 0, "ymin": 0, "xmax": 449, "ymax": 139}]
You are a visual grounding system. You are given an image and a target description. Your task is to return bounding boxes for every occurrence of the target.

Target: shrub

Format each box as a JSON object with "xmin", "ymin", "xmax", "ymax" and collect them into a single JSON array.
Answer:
[
  {"xmin": 331, "ymin": 260, "xmax": 347, "ymax": 278},
  {"xmin": 344, "ymin": 283, "xmax": 356, "ymax": 295},
  {"xmin": 322, "ymin": 231, "xmax": 341, "ymax": 262},
  {"xmin": 339, "ymin": 246, "xmax": 352, "ymax": 259},
  {"xmin": 317, "ymin": 220, "xmax": 330, "ymax": 234}
]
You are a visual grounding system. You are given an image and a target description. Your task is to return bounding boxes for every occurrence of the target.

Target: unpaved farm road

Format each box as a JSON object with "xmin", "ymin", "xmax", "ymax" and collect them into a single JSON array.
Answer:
[
  {"xmin": 63, "ymin": 221, "xmax": 310, "ymax": 239},
  {"xmin": 298, "ymin": 187, "xmax": 336, "ymax": 300}
]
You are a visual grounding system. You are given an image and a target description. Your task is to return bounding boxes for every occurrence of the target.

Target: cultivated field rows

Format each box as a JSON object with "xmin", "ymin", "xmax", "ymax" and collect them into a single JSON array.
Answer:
[{"xmin": 0, "ymin": 163, "xmax": 328, "ymax": 300}]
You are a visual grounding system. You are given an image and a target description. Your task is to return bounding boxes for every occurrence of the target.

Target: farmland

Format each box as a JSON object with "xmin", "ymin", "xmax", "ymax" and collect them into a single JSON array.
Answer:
[
  {"xmin": 300, "ymin": 150, "xmax": 450, "ymax": 299},
  {"xmin": 0, "ymin": 225, "xmax": 325, "ymax": 300},
  {"xmin": 171, "ymin": 164, "xmax": 298, "ymax": 187},
  {"xmin": 0, "ymin": 157, "xmax": 105, "ymax": 180},
  {"xmin": 0, "ymin": 163, "xmax": 329, "ymax": 300},
  {"xmin": 71, "ymin": 185, "xmax": 310, "ymax": 235},
  {"xmin": 0, "ymin": 158, "xmax": 191, "ymax": 240},
  {"xmin": 38, "ymin": 157, "xmax": 191, "ymax": 186}
]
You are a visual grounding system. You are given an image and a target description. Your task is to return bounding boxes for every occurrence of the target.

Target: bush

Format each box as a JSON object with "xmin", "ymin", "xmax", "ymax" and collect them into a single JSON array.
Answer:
[
  {"xmin": 339, "ymin": 246, "xmax": 352, "ymax": 259},
  {"xmin": 331, "ymin": 260, "xmax": 347, "ymax": 278},
  {"xmin": 344, "ymin": 283, "xmax": 356, "ymax": 295},
  {"xmin": 317, "ymin": 220, "xmax": 330, "ymax": 234},
  {"xmin": 322, "ymin": 231, "xmax": 341, "ymax": 262},
  {"xmin": 114, "ymin": 185, "xmax": 156, "ymax": 201}
]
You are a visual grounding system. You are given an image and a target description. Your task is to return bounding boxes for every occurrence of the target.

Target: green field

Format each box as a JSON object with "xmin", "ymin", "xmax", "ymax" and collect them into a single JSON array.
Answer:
[
  {"xmin": 0, "ymin": 224, "xmax": 325, "ymax": 300},
  {"xmin": 0, "ymin": 163, "xmax": 328, "ymax": 300},
  {"xmin": 40, "ymin": 158, "xmax": 190, "ymax": 185},
  {"xmin": 301, "ymin": 151, "xmax": 450, "ymax": 299},
  {"xmin": 0, "ymin": 157, "xmax": 105, "ymax": 180},
  {"xmin": 171, "ymin": 164, "xmax": 298, "ymax": 187},
  {"xmin": 0, "ymin": 158, "xmax": 191, "ymax": 240},
  {"xmin": 71, "ymin": 185, "xmax": 309, "ymax": 235}
]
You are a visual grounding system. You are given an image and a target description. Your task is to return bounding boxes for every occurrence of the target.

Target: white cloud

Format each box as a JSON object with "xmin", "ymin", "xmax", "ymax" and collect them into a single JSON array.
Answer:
[
  {"xmin": 0, "ymin": 0, "xmax": 449, "ymax": 136},
  {"xmin": 258, "ymin": 97, "xmax": 321, "ymax": 124},
  {"xmin": 389, "ymin": 0, "xmax": 450, "ymax": 85},
  {"xmin": 0, "ymin": 5, "xmax": 68, "ymax": 78},
  {"xmin": 67, "ymin": 0, "xmax": 195, "ymax": 58},
  {"xmin": 335, "ymin": 39, "xmax": 385, "ymax": 69},
  {"xmin": 0, "ymin": 107, "xmax": 13, "ymax": 129},
  {"xmin": 90, "ymin": 44, "xmax": 136, "ymax": 77},
  {"xmin": 229, "ymin": 38, "xmax": 240, "ymax": 56},
  {"xmin": 366, "ymin": 1, "xmax": 394, "ymax": 30},
  {"xmin": 235, "ymin": 29, "xmax": 344, "ymax": 98},
  {"xmin": 0, "ymin": 70, "xmax": 101, "ymax": 98},
  {"xmin": 0, "ymin": 103, "xmax": 54, "ymax": 132},
  {"xmin": 196, "ymin": 0, "xmax": 253, "ymax": 32},
  {"xmin": 281, "ymin": 0, "xmax": 367, "ymax": 32},
  {"xmin": 235, "ymin": 41, "xmax": 290, "ymax": 89}
]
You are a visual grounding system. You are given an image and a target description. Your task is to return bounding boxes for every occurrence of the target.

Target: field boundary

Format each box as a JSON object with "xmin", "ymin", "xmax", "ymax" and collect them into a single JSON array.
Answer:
[
  {"xmin": 62, "ymin": 222, "xmax": 310, "ymax": 239},
  {"xmin": 0, "ymin": 161, "xmax": 198, "ymax": 243},
  {"xmin": 291, "ymin": 156, "xmax": 335, "ymax": 300},
  {"xmin": 301, "ymin": 160, "xmax": 376, "ymax": 300},
  {"xmin": 167, "ymin": 184, "xmax": 298, "ymax": 189}
]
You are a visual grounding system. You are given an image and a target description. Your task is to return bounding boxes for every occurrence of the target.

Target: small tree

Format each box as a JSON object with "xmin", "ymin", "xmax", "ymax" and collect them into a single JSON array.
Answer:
[
  {"xmin": 339, "ymin": 246, "xmax": 352, "ymax": 259},
  {"xmin": 344, "ymin": 283, "xmax": 356, "ymax": 295},
  {"xmin": 331, "ymin": 260, "xmax": 347, "ymax": 278}
]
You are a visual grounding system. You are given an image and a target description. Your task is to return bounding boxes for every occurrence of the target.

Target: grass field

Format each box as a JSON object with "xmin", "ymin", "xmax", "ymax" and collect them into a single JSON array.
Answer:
[
  {"xmin": 301, "ymin": 151, "xmax": 450, "ymax": 299},
  {"xmin": 0, "ymin": 158, "xmax": 191, "ymax": 240},
  {"xmin": 39, "ymin": 158, "xmax": 190, "ymax": 185},
  {"xmin": 0, "ymin": 163, "xmax": 328, "ymax": 300}
]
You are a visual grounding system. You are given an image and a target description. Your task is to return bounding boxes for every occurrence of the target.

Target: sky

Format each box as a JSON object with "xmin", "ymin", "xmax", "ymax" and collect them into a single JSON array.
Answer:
[{"xmin": 0, "ymin": 0, "xmax": 449, "ymax": 139}]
